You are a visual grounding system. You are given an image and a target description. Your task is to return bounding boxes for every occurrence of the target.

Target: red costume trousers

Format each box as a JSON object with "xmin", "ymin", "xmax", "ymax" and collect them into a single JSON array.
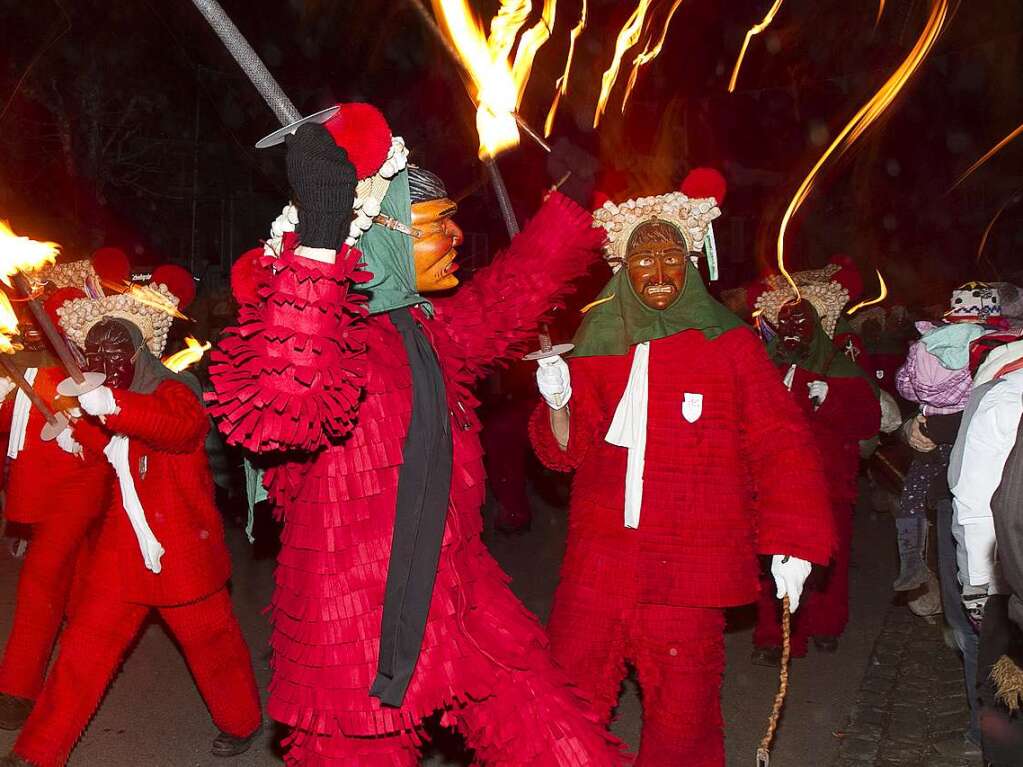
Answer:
[
  {"xmin": 14, "ymin": 587, "xmax": 261, "ymax": 767},
  {"xmin": 547, "ymin": 576, "xmax": 726, "ymax": 767},
  {"xmin": 0, "ymin": 512, "xmax": 98, "ymax": 700},
  {"xmin": 754, "ymin": 500, "xmax": 854, "ymax": 656}
]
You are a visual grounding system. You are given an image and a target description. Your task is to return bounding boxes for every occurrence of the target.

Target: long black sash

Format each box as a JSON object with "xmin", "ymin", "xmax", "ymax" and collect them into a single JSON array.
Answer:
[{"xmin": 370, "ymin": 308, "xmax": 454, "ymax": 707}]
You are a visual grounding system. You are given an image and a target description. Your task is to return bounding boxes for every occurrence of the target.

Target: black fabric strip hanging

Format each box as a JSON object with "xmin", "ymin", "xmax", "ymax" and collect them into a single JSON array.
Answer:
[{"xmin": 370, "ymin": 308, "xmax": 454, "ymax": 707}]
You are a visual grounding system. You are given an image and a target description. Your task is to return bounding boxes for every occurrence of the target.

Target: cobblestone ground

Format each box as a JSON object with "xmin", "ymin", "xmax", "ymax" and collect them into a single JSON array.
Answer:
[{"xmin": 832, "ymin": 607, "xmax": 982, "ymax": 767}]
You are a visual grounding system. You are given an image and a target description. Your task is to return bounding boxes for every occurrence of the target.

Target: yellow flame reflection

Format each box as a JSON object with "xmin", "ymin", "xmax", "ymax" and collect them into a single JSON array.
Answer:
[
  {"xmin": 621, "ymin": 0, "xmax": 686, "ymax": 113},
  {"xmin": 847, "ymin": 270, "xmax": 888, "ymax": 314},
  {"xmin": 545, "ymin": 0, "xmax": 587, "ymax": 137},
  {"xmin": 163, "ymin": 336, "xmax": 211, "ymax": 373},
  {"xmin": 0, "ymin": 292, "xmax": 21, "ymax": 355},
  {"xmin": 728, "ymin": 0, "xmax": 785, "ymax": 94},
  {"xmin": 951, "ymin": 120, "xmax": 1023, "ymax": 191}
]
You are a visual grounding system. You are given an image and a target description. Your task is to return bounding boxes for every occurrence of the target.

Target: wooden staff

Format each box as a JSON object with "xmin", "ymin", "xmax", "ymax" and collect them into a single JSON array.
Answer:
[
  {"xmin": 0, "ymin": 355, "xmax": 68, "ymax": 441},
  {"xmin": 11, "ymin": 272, "xmax": 84, "ymax": 384}
]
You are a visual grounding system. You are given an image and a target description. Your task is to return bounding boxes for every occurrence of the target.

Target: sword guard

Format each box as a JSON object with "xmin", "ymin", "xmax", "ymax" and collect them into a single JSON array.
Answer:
[{"xmin": 523, "ymin": 343, "xmax": 574, "ymax": 362}]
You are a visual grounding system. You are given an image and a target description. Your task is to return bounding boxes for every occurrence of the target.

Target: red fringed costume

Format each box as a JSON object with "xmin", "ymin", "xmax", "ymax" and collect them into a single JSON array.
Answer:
[
  {"xmin": 753, "ymin": 364, "xmax": 880, "ymax": 656},
  {"xmin": 529, "ymin": 328, "xmax": 836, "ymax": 766},
  {"xmin": 209, "ymin": 194, "xmax": 628, "ymax": 765},
  {"xmin": 0, "ymin": 366, "xmax": 111, "ymax": 703},
  {"xmin": 12, "ymin": 379, "xmax": 262, "ymax": 767}
]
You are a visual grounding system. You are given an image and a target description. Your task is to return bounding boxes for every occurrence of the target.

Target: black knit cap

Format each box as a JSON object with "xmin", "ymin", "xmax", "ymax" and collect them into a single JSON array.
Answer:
[{"xmin": 408, "ymin": 166, "xmax": 448, "ymax": 204}]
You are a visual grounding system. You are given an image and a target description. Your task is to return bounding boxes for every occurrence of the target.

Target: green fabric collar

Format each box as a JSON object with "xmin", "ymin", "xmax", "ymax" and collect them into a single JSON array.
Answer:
[
  {"xmin": 357, "ymin": 169, "xmax": 433, "ymax": 317},
  {"xmin": 571, "ymin": 262, "xmax": 744, "ymax": 357},
  {"xmin": 768, "ymin": 303, "xmax": 875, "ymax": 389}
]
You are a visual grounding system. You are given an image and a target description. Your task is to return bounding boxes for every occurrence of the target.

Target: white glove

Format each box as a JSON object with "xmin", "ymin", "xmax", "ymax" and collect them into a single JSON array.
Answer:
[
  {"xmin": 0, "ymin": 377, "xmax": 15, "ymax": 401},
  {"xmin": 56, "ymin": 427, "xmax": 83, "ymax": 459},
  {"xmin": 78, "ymin": 386, "xmax": 119, "ymax": 417},
  {"xmin": 807, "ymin": 380, "xmax": 829, "ymax": 409},
  {"xmin": 771, "ymin": 554, "xmax": 813, "ymax": 613},
  {"xmin": 536, "ymin": 355, "xmax": 572, "ymax": 410}
]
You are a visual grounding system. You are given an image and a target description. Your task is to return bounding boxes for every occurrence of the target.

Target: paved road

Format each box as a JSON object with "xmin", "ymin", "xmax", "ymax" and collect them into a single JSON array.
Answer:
[{"xmin": 0, "ymin": 483, "xmax": 972, "ymax": 765}]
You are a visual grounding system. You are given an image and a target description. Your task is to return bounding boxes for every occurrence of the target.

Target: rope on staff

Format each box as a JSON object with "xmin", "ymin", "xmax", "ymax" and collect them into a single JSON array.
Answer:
[{"xmin": 756, "ymin": 594, "xmax": 791, "ymax": 767}]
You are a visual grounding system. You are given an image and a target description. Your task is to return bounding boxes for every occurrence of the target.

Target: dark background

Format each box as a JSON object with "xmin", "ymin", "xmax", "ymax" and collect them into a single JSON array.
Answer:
[{"xmin": 1, "ymin": 0, "xmax": 1021, "ymax": 310}]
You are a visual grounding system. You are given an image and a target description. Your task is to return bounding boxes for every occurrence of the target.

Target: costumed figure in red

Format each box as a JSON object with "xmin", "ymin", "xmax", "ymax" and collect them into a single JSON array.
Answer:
[
  {"xmin": 528, "ymin": 171, "xmax": 836, "ymax": 766},
  {"xmin": 751, "ymin": 280, "xmax": 881, "ymax": 663},
  {"xmin": 209, "ymin": 103, "xmax": 627, "ymax": 765},
  {"xmin": 3, "ymin": 272, "xmax": 262, "ymax": 767},
  {"xmin": 0, "ymin": 254, "xmax": 125, "ymax": 731}
]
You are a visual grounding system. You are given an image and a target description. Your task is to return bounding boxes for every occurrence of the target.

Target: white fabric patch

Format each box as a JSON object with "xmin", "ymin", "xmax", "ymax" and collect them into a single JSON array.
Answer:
[
  {"xmin": 7, "ymin": 368, "xmax": 37, "ymax": 460},
  {"xmin": 682, "ymin": 392, "xmax": 703, "ymax": 423},
  {"xmin": 104, "ymin": 435, "xmax": 165, "ymax": 573}
]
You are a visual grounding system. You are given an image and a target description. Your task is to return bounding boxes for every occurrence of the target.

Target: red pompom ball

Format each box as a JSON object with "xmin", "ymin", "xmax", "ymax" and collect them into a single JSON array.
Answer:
[
  {"xmin": 91, "ymin": 247, "xmax": 130, "ymax": 284},
  {"xmin": 323, "ymin": 103, "xmax": 393, "ymax": 181},
  {"xmin": 44, "ymin": 287, "xmax": 86, "ymax": 328},
  {"xmin": 680, "ymin": 167, "xmax": 727, "ymax": 205},
  {"xmin": 831, "ymin": 254, "xmax": 864, "ymax": 302},
  {"xmin": 230, "ymin": 249, "xmax": 267, "ymax": 306},
  {"xmin": 151, "ymin": 264, "xmax": 196, "ymax": 309}
]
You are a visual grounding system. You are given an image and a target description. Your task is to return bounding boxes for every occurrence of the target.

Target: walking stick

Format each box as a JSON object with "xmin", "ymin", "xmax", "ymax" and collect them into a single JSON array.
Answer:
[{"xmin": 756, "ymin": 595, "xmax": 791, "ymax": 766}]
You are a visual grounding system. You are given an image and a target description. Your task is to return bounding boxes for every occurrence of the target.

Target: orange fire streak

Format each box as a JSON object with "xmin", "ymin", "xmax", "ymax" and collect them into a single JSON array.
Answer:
[
  {"xmin": 776, "ymin": 0, "xmax": 949, "ymax": 300},
  {"xmin": 0, "ymin": 292, "xmax": 20, "ymax": 354},
  {"xmin": 951, "ymin": 120, "xmax": 1023, "ymax": 191},
  {"xmin": 0, "ymin": 220, "xmax": 60, "ymax": 287},
  {"xmin": 976, "ymin": 190, "xmax": 1022, "ymax": 265},
  {"xmin": 847, "ymin": 270, "xmax": 888, "ymax": 314},
  {"xmin": 620, "ymin": 0, "xmax": 685, "ymax": 113},
  {"xmin": 163, "ymin": 336, "xmax": 211, "ymax": 373},
  {"xmin": 593, "ymin": 1, "xmax": 651, "ymax": 128},
  {"xmin": 544, "ymin": 0, "xmax": 587, "ymax": 137},
  {"xmin": 101, "ymin": 279, "xmax": 189, "ymax": 321},
  {"xmin": 728, "ymin": 0, "xmax": 785, "ymax": 94},
  {"xmin": 433, "ymin": 0, "xmax": 556, "ymax": 158},
  {"xmin": 876, "ymin": 0, "xmax": 886, "ymax": 26}
]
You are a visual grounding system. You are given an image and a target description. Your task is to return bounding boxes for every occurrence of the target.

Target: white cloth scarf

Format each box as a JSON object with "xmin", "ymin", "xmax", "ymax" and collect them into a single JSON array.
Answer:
[
  {"xmin": 605, "ymin": 342, "xmax": 650, "ymax": 529},
  {"xmin": 7, "ymin": 368, "xmax": 37, "ymax": 460},
  {"xmin": 103, "ymin": 435, "xmax": 165, "ymax": 573}
]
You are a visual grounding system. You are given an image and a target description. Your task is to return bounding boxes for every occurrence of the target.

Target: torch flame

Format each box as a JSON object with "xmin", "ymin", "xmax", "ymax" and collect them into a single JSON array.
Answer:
[
  {"xmin": 101, "ymin": 280, "xmax": 189, "ymax": 321},
  {"xmin": 776, "ymin": 0, "xmax": 948, "ymax": 301},
  {"xmin": 0, "ymin": 220, "xmax": 61, "ymax": 287},
  {"xmin": 847, "ymin": 270, "xmax": 888, "ymax": 314},
  {"xmin": 593, "ymin": 1, "xmax": 652, "ymax": 128},
  {"xmin": 433, "ymin": 0, "xmax": 556, "ymax": 159},
  {"xmin": 950, "ymin": 120, "xmax": 1023, "ymax": 191},
  {"xmin": 544, "ymin": 0, "xmax": 587, "ymax": 137},
  {"xmin": 163, "ymin": 336, "xmax": 211, "ymax": 373},
  {"xmin": 620, "ymin": 0, "xmax": 686, "ymax": 113},
  {"xmin": 0, "ymin": 292, "xmax": 20, "ymax": 355},
  {"xmin": 728, "ymin": 0, "xmax": 785, "ymax": 94}
]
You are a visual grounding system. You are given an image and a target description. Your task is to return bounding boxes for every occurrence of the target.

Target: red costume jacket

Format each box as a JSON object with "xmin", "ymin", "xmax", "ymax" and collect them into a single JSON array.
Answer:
[
  {"xmin": 209, "ymin": 194, "xmax": 607, "ymax": 738},
  {"xmin": 779, "ymin": 364, "xmax": 880, "ymax": 503},
  {"xmin": 0, "ymin": 366, "xmax": 110, "ymax": 525},
  {"xmin": 76, "ymin": 380, "xmax": 229, "ymax": 606},
  {"xmin": 530, "ymin": 327, "xmax": 836, "ymax": 607}
]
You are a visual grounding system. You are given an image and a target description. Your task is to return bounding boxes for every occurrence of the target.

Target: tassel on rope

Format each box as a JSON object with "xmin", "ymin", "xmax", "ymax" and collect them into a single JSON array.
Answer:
[{"xmin": 756, "ymin": 594, "xmax": 791, "ymax": 767}]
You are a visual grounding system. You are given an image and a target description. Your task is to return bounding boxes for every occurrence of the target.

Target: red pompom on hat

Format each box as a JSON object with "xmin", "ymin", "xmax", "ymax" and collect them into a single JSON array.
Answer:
[
  {"xmin": 230, "ymin": 249, "xmax": 266, "ymax": 306},
  {"xmin": 44, "ymin": 287, "xmax": 86, "ymax": 328},
  {"xmin": 680, "ymin": 167, "xmax": 727, "ymax": 205},
  {"xmin": 151, "ymin": 264, "xmax": 196, "ymax": 309},
  {"xmin": 90, "ymin": 247, "xmax": 130, "ymax": 284},
  {"xmin": 323, "ymin": 103, "xmax": 393, "ymax": 181},
  {"xmin": 831, "ymin": 254, "xmax": 864, "ymax": 302}
]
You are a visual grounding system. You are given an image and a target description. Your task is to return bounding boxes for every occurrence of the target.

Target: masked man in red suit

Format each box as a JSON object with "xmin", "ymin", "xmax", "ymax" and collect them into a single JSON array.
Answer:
[
  {"xmin": 3, "ymin": 279, "xmax": 262, "ymax": 767},
  {"xmin": 529, "ymin": 172, "xmax": 835, "ymax": 767},
  {"xmin": 208, "ymin": 104, "xmax": 626, "ymax": 765},
  {"xmin": 751, "ymin": 282, "xmax": 880, "ymax": 662}
]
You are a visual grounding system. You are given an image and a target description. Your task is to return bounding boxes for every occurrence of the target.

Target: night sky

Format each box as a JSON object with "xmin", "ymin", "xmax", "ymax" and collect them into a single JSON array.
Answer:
[{"xmin": 1, "ymin": 0, "xmax": 1021, "ymax": 309}]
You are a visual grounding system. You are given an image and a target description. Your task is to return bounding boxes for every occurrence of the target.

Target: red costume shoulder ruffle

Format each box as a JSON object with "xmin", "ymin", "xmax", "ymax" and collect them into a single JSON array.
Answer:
[{"xmin": 208, "ymin": 239, "xmax": 369, "ymax": 453}]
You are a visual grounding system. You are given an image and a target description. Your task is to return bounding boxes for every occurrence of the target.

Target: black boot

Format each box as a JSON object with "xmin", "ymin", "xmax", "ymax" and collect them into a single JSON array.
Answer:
[
  {"xmin": 211, "ymin": 722, "xmax": 263, "ymax": 758},
  {"xmin": 0, "ymin": 694, "xmax": 33, "ymax": 731}
]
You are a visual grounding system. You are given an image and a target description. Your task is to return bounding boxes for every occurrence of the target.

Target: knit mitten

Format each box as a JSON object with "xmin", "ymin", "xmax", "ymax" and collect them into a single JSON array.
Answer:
[{"xmin": 286, "ymin": 123, "xmax": 357, "ymax": 250}]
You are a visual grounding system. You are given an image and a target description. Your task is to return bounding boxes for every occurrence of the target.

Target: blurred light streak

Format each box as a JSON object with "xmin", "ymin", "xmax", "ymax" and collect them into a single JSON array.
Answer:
[
  {"xmin": 951, "ymin": 120, "xmax": 1023, "ymax": 191},
  {"xmin": 776, "ymin": 0, "xmax": 949, "ymax": 300},
  {"xmin": 620, "ymin": 0, "xmax": 686, "ymax": 113},
  {"xmin": 593, "ymin": 1, "xmax": 652, "ymax": 128},
  {"xmin": 976, "ymin": 190, "xmax": 1022, "ymax": 265},
  {"xmin": 847, "ymin": 270, "xmax": 888, "ymax": 314},
  {"xmin": 544, "ymin": 0, "xmax": 587, "ymax": 137},
  {"xmin": 728, "ymin": 0, "xmax": 785, "ymax": 94},
  {"xmin": 876, "ymin": 0, "xmax": 886, "ymax": 27}
]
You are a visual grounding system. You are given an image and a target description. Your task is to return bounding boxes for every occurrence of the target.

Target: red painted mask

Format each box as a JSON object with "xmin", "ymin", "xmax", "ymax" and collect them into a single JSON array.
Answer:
[{"xmin": 777, "ymin": 299, "xmax": 815, "ymax": 356}]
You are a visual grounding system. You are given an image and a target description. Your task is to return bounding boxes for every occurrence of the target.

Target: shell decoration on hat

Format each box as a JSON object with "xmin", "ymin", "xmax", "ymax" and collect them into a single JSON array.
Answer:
[
  {"xmin": 264, "ymin": 102, "xmax": 409, "ymax": 258},
  {"xmin": 755, "ymin": 279, "xmax": 850, "ymax": 339},
  {"xmin": 593, "ymin": 192, "xmax": 721, "ymax": 272}
]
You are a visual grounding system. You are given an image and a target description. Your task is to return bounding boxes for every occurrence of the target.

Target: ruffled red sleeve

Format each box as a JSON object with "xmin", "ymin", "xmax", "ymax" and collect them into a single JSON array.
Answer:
[
  {"xmin": 432, "ymin": 192, "xmax": 604, "ymax": 380},
  {"xmin": 528, "ymin": 357, "xmax": 605, "ymax": 472},
  {"xmin": 207, "ymin": 238, "xmax": 369, "ymax": 453},
  {"xmin": 106, "ymin": 381, "xmax": 208, "ymax": 454},
  {"xmin": 729, "ymin": 329, "xmax": 836, "ymax": 566}
]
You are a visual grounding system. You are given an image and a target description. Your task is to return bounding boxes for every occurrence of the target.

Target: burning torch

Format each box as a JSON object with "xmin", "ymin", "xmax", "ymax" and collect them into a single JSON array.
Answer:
[
  {"xmin": 0, "ymin": 221, "xmax": 105, "ymax": 401},
  {"xmin": 0, "ymin": 291, "xmax": 69, "ymax": 441}
]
